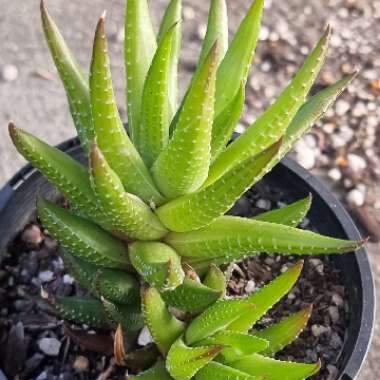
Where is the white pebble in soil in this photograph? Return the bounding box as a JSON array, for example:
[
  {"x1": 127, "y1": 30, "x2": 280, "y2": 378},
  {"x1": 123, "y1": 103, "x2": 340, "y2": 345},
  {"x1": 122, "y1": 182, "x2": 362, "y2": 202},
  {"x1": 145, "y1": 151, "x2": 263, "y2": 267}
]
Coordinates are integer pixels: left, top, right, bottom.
[
  {"x1": 245, "y1": 280, "x2": 256, "y2": 293},
  {"x1": 38, "y1": 337, "x2": 61, "y2": 356},
  {"x1": 38, "y1": 270, "x2": 54, "y2": 283},
  {"x1": 73, "y1": 355, "x2": 89, "y2": 372},
  {"x1": 295, "y1": 147, "x2": 316, "y2": 170},
  {"x1": 335, "y1": 99, "x2": 350, "y2": 116},
  {"x1": 311, "y1": 324, "x2": 330, "y2": 337},
  {"x1": 346, "y1": 188, "x2": 365, "y2": 207},
  {"x1": 138, "y1": 326, "x2": 153, "y2": 346},
  {"x1": 347, "y1": 153, "x2": 367, "y2": 173},
  {"x1": 63, "y1": 274, "x2": 75, "y2": 285},
  {"x1": 328, "y1": 168, "x2": 342, "y2": 182},
  {"x1": 0, "y1": 64, "x2": 18, "y2": 82}
]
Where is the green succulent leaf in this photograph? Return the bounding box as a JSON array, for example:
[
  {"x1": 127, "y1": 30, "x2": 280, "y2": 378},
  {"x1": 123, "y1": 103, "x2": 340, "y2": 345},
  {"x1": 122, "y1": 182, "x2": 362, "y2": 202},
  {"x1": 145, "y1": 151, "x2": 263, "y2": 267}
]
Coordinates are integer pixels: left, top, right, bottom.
[
  {"x1": 90, "y1": 142, "x2": 167, "y2": 241},
  {"x1": 202, "y1": 264, "x2": 226, "y2": 298},
  {"x1": 185, "y1": 299, "x2": 255, "y2": 345},
  {"x1": 128, "y1": 361, "x2": 174, "y2": 380},
  {"x1": 228, "y1": 354, "x2": 321, "y2": 380},
  {"x1": 200, "y1": 331, "x2": 269, "y2": 363},
  {"x1": 196, "y1": 362, "x2": 259, "y2": 380},
  {"x1": 165, "y1": 216, "x2": 364, "y2": 266},
  {"x1": 166, "y1": 336, "x2": 223, "y2": 380},
  {"x1": 158, "y1": 0, "x2": 182, "y2": 113},
  {"x1": 156, "y1": 140, "x2": 281, "y2": 232},
  {"x1": 40, "y1": 0, "x2": 94, "y2": 153},
  {"x1": 53, "y1": 296, "x2": 110, "y2": 329},
  {"x1": 162, "y1": 278, "x2": 222, "y2": 313},
  {"x1": 208, "y1": 27, "x2": 331, "y2": 185},
  {"x1": 253, "y1": 305, "x2": 313, "y2": 356},
  {"x1": 227, "y1": 261, "x2": 304, "y2": 333},
  {"x1": 142, "y1": 286, "x2": 186, "y2": 355},
  {"x1": 9, "y1": 124, "x2": 105, "y2": 223},
  {"x1": 102, "y1": 298, "x2": 144, "y2": 332},
  {"x1": 253, "y1": 195, "x2": 312, "y2": 227},
  {"x1": 37, "y1": 197, "x2": 129, "y2": 269},
  {"x1": 125, "y1": 0, "x2": 157, "y2": 144},
  {"x1": 152, "y1": 42, "x2": 219, "y2": 198},
  {"x1": 139, "y1": 24, "x2": 178, "y2": 167},
  {"x1": 90, "y1": 14, "x2": 164, "y2": 206},
  {"x1": 211, "y1": 83, "x2": 245, "y2": 161},
  {"x1": 214, "y1": 0, "x2": 263, "y2": 116},
  {"x1": 63, "y1": 254, "x2": 139, "y2": 305},
  {"x1": 129, "y1": 242, "x2": 184, "y2": 291},
  {"x1": 198, "y1": 0, "x2": 228, "y2": 66}
]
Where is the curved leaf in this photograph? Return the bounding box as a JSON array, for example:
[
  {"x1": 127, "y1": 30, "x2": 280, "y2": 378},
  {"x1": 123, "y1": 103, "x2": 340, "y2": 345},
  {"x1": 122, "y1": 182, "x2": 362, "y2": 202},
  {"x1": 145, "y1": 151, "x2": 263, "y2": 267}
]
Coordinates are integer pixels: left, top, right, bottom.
[
  {"x1": 211, "y1": 83, "x2": 245, "y2": 161},
  {"x1": 185, "y1": 299, "x2": 255, "y2": 345},
  {"x1": 129, "y1": 242, "x2": 184, "y2": 291},
  {"x1": 196, "y1": 362, "x2": 259, "y2": 380},
  {"x1": 128, "y1": 361, "x2": 174, "y2": 380},
  {"x1": 253, "y1": 305, "x2": 313, "y2": 356},
  {"x1": 203, "y1": 264, "x2": 226, "y2": 298},
  {"x1": 139, "y1": 24, "x2": 178, "y2": 167},
  {"x1": 156, "y1": 140, "x2": 281, "y2": 232},
  {"x1": 227, "y1": 261, "x2": 304, "y2": 332},
  {"x1": 53, "y1": 297, "x2": 110, "y2": 328},
  {"x1": 152, "y1": 42, "x2": 219, "y2": 198},
  {"x1": 253, "y1": 195, "x2": 312, "y2": 227},
  {"x1": 90, "y1": 142, "x2": 167, "y2": 241},
  {"x1": 90, "y1": 14, "x2": 164, "y2": 206},
  {"x1": 64, "y1": 254, "x2": 139, "y2": 304},
  {"x1": 40, "y1": 0, "x2": 94, "y2": 153},
  {"x1": 229, "y1": 354, "x2": 321, "y2": 380},
  {"x1": 162, "y1": 278, "x2": 222, "y2": 313},
  {"x1": 166, "y1": 336, "x2": 223, "y2": 380},
  {"x1": 214, "y1": 0, "x2": 263, "y2": 116},
  {"x1": 158, "y1": 0, "x2": 182, "y2": 113},
  {"x1": 125, "y1": 0, "x2": 157, "y2": 143},
  {"x1": 208, "y1": 27, "x2": 331, "y2": 185},
  {"x1": 37, "y1": 197, "x2": 129, "y2": 269},
  {"x1": 142, "y1": 286, "x2": 186, "y2": 355},
  {"x1": 9, "y1": 124, "x2": 104, "y2": 224},
  {"x1": 165, "y1": 216, "x2": 364, "y2": 265}
]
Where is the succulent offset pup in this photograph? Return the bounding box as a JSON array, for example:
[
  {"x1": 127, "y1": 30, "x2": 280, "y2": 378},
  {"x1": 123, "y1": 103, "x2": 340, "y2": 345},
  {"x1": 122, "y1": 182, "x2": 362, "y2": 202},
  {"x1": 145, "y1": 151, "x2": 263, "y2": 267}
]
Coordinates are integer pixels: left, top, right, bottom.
[{"x1": 8, "y1": 0, "x2": 364, "y2": 378}]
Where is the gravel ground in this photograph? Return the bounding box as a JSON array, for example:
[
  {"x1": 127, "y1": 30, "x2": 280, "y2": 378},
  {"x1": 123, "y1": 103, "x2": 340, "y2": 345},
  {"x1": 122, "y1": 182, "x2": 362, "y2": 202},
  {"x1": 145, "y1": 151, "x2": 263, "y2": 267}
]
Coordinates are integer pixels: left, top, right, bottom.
[{"x1": 0, "y1": 0, "x2": 379, "y2": 378}]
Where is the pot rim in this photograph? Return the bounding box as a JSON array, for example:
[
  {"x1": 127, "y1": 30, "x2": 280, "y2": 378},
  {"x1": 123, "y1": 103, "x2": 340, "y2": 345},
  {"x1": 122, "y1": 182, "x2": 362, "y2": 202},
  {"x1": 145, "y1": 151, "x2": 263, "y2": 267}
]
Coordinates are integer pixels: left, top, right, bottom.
[{"x1": 0, "y1": 136, "x2": 375, "y2": 380}]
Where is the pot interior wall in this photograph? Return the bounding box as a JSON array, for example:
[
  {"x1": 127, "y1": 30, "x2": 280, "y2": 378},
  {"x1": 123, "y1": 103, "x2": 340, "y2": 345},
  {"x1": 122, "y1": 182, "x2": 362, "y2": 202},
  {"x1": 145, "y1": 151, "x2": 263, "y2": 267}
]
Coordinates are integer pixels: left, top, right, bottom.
[{"x1": 0, "y1": 140, "x2": 373, "y2": 380}]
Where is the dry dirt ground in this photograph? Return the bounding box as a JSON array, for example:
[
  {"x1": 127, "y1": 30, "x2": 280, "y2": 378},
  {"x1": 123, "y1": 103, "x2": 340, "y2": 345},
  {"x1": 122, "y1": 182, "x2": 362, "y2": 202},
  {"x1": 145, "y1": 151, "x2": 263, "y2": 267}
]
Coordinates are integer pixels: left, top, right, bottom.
[{"x1": 0, "y1": 0, "x2": 379, "y2": 378}]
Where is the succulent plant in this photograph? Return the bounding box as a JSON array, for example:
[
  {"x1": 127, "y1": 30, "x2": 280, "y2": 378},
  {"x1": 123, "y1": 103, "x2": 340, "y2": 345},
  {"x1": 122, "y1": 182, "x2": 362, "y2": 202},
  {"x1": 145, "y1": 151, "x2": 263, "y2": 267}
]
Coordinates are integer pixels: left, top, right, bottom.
[{"x1": 9, "y1": 0, "x2": 364, "y2": 378}]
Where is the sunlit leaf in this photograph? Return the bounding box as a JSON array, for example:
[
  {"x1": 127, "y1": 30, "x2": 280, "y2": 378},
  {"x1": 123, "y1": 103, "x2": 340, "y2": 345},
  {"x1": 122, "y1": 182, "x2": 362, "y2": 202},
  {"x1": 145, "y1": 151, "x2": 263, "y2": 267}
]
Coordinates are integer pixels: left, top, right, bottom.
[
  {"x1": 202, "y1": 264, "x2": 226, "y2": 298},
  {"x1": 196, "y1": 362, "x2": 259, "y2": 380}
]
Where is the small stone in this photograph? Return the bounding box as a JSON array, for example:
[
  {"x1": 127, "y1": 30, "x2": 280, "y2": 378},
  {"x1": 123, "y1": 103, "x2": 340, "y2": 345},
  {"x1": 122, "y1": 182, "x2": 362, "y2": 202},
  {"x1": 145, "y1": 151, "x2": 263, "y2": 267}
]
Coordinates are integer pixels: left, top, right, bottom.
[
  {"x1": 259, "y1": 25, "x2": 269, "y2": 40},
  {"x1": 296, "y1": 147, "x2": 316, "y2": 170},
  {"x1": 330, "y1": 332, "x2": 343, "y2": 349},
  {"x1": 330, "y1": 134, "x2": 346, "y2": 149},
  {"x1": 328, "y1": 168, "x2": 342, "y2": 182},
  {"x1": 197, "y1": 24, "x2": 207, "y2": 40},
  {"x1": 63, "y1": 274, "x2": 75, "y2": 285},
  {"x1": 0, "y1": 64, "x2": 18, "y2": 82},
  {"x1": 38, "y1": 337, "x2": 61, "y2": 356},
  {"x1": 347, "y1": 153, "x2": 367, "y2": 173},
  {"x1": 311, "y1": 324, "x2": 330, "y2": 337},
  {"x1": 352, "y1": 101, "x2": 367, "y2": 118},
  {"x1": 346, "y1": 188, "x2": 365, "y2": 207},
  {"x1": 327, "y1": 364, "x2": 338, "y2": 379},
  {"x1": 323, "y1": 122, "x2": 336, "y2": 134},
  {"x1": 183, "y1": 6, "x2": 195, "y2": 20},
  {"x1": 73, "y1": 356, "x2": 89, "y2": 372},
  {"x1": 36, "y1": 371, "x2": 48, "y2": 380},
  {"x1": 21, "y1": 224, "x2": 43, "y2": 246},
  {"x1": 38, "y1": 270, "x2": 54, "y2": 283},
  {"x1": 335, "y1": 99, "x2": 350, "y2": 116},
  {"x1": 245, "y1": 280, "x2": 256, "y2": 293},
  {"x1": 309, "y1": 259, "x2": 324, "y2": 275},
  {"x1": 328, "y1": 306, "x2": 340, "y2": 323},
  {"x1": 255, "y1": 199, "x2": 271, "y2": 210},
  {"x1": 138, "y1": 326, "x2": 153, "y2": 346}
]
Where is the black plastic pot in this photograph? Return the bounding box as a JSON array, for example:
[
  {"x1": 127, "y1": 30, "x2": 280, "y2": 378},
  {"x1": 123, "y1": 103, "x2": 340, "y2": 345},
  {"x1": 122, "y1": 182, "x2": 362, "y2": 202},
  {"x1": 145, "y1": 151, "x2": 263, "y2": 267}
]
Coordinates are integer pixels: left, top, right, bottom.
[{"x1": 0, "y1": 137, "x2": 375, "y2": 380}]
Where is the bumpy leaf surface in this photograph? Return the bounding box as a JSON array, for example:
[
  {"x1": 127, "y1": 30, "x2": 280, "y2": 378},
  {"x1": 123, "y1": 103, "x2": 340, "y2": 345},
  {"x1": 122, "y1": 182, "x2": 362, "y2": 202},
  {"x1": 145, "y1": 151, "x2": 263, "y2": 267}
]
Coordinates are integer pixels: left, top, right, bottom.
[
  {"x1": 37, "y1": 198, "x2": 129, "y2": 269},
  {"x1": 129, "y1": 242, "x2": 184, "y2": 291},
  {"x1": 196, "y1": 361, "x2": 259, "y2": 380},
  {"x1": 166, "y1": 336, "x2": 223, "y2": 380},
  {"x1": 158, "y1": 0, "x2": 182, "y2": 114},
  {"x1": 229, "y1": 354, "x2": 320, "y2": 380},
  {"x1": 208, "y1": 27, "x2": 331, "y2": 185},
  {"x1": 40, "y1": 0, "x2": 94, "y2": 153},
  {"x1": 90, "y1": 143, "x2": 167, "y2": 241},
  {"x1": 156, "y1": 141, "x2": 281, "y2": 232},
  {"x1": 165, "y1": 216, "x2": 363, "y2": 266},
  {"x1": 203, "y1": 264, "x2": 226, "y2": 298},
  {"x1": 142, "y1": 286, "x2": 186, "y2": 355},
  {"x1": 253, "y1": 195, "x2": 312, "y2": 227},
  {"x1": 125, "y1": 0, "x2": 157, "y2": 143},
  {"x1": 254, "y1": 305, "x2": 313, "y2": 356},
  {"x1": 152, "y1": 43, "x2": 219, "y2": 198},
  {"x1": 90, "y1": 15, "x2": 164, "y2": 205},
  {"x1": 162, "y1": 278, "x2": 221, "y2": 313}
]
